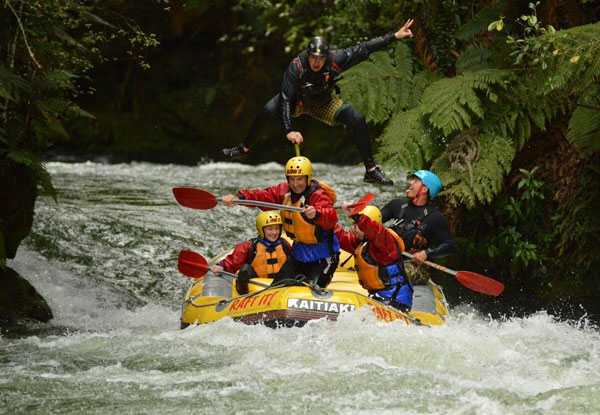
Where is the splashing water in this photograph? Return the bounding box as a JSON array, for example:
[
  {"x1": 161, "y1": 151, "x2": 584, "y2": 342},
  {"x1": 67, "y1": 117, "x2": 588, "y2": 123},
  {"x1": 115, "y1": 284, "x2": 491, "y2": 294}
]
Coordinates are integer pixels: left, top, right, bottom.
[{"x1": 2, "y1": 161, "x2": 599, "y2": 414}]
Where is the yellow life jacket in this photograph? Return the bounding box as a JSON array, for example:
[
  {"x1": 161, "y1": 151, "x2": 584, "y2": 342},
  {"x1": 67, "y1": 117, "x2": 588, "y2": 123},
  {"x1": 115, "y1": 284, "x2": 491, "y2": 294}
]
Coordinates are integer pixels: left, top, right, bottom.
[
  {"x1": 354, "y1": 229, "x2": 405, "y2": 290},
  {"x1": 281, "y1": 180, "x2": 336, "y2": 244},
  {"x1": 247, "y1": 239, "x2": 290, "y2": 279}
]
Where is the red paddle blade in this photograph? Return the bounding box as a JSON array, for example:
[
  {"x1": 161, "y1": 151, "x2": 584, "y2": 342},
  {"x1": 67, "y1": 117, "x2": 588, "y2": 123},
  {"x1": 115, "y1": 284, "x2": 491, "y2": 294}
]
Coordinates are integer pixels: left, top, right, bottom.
[
  {"x1": 349, "y1": 193, "x2": 376, "y2": 215},
  {"x1": 173, "y1": 188, "x2": 218, "y2": 210},
  {"x1": 456, "y1": 271, "x2": 504, "y2": 296},
  {"x1": 178, "y1": 250, "x2": 209, "y2": 279}
]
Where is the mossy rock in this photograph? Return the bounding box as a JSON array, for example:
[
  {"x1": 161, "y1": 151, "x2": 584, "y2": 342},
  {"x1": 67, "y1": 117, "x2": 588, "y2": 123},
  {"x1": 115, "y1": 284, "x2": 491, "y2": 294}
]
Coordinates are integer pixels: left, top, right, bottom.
[{"x1": 0, "y1": 267, "x2": 52, "y2": 323}]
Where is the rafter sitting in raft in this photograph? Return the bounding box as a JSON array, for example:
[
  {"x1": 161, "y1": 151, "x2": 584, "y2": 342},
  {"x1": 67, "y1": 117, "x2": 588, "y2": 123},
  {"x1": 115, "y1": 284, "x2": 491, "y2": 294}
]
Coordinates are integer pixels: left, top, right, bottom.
[{"x1": 211, "y1": 211, "x2": 291, "y2": 295}]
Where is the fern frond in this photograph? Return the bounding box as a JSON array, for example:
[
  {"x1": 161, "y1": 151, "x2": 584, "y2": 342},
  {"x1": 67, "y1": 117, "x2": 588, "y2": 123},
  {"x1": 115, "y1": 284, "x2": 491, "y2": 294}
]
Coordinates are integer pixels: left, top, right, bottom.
[
  {"x1": 0, "y1": 64, "x2": 29, "y2": 102},
  {"x1": 544, "y1": 22, "x2": 600, "y2": 93},
  {"x1": 420, "y1": 69, "x2": 513, "y2": 135},
  {"x1": 33, "y1": 69, "x2": 76, "y2": 93},
  {"x1": 5, "y1": 150, "x2": 57, "y2": 201},
  {"x1": 456, "y1": 42, "x2": 492, "y2": 73},
  {"x1": 339, "y1": 43, "x2": 418, "y2": 123},
  {"x1": 377, "y1": 108, "x2": 443, "y2": 173},
  {"x1": 567, "y1": 104, "x2": 600, "y2": 157},
  {"x1": 394, "y1": 43, "x2": 414, "y2": 111},
  {"x1": 455, "y1": 1, "x2": 506, "y2": 41},
  {"x1": 432, "y1": 132, "x2": 515, "y2": 208}
]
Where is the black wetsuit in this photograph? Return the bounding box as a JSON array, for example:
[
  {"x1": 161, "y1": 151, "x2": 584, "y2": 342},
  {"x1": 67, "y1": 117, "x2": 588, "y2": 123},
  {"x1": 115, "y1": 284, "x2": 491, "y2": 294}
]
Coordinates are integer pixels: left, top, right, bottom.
[
  {"x1": 242, "y1": 33, "x2": 398, "y2": 169},
  {"x1": 380, "y1": 198, "x2": 456, "y2": 259}
]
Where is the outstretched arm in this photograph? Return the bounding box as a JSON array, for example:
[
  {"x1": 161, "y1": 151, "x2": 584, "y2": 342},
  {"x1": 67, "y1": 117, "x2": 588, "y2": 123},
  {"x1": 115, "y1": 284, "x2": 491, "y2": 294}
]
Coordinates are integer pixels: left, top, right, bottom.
[{"x1": 334, "y1": 19, "x2": 414, "y2": 71}]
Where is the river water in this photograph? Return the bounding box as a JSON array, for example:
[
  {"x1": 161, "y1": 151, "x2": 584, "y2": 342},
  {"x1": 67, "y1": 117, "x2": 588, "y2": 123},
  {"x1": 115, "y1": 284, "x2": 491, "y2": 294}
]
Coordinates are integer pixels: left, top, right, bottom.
[{"x1": 2, "y1": 161, "x2": 599, "y2": 414}]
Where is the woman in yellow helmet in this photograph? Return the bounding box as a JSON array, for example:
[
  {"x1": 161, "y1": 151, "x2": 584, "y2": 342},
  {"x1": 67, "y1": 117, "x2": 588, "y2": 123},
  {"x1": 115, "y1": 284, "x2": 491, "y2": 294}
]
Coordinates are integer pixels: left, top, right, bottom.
[
  {"x1": 211, "y1": 211, "x2": 291, "y2": 294},
  {"x1": 220, "y1": 156, "x2": 340, "y2": 289}
]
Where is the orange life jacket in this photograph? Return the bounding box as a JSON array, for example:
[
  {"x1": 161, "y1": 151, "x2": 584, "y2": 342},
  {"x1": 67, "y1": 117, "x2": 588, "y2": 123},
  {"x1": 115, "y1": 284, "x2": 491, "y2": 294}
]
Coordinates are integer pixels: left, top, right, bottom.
[
  {"x1": 354, "y1": 229, "x2": 405, "y2": 290},
  {"x1": 281, "y1": 180, "x2": 336, "y2": 244},
  {"x1": 247, "y1": 239, "x2": 290, "y2": 279}
]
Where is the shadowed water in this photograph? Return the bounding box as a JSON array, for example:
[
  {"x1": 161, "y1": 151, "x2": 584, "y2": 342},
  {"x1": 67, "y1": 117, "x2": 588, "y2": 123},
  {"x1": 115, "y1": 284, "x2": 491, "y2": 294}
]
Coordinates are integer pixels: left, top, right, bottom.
[{"x1": 2, "y1": 161, "x2": 599, "y2": 414}]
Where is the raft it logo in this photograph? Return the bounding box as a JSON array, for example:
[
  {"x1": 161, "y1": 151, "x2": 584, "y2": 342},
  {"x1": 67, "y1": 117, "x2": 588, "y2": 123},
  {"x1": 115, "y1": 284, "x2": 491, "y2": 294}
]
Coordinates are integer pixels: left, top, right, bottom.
[{"x1": 287, "y1": 298, "x2": 355, "y2": 314}]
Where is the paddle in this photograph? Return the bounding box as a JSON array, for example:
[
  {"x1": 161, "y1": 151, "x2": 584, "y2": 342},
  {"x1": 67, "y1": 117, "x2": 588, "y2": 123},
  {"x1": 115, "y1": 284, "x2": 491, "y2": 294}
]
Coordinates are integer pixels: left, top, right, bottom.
[
  {"x1": 401, "y1": 252, "x2": 504, "y2": 296},
  {"x1": 173, "y1": 188, "x2": 303, "y2": 212},
  {"x1": 295, "y1": 143, "x2": 301, "y2": 157},
  {"x1": 177, "y1": 250, "x2": 270, "y2": 288},
  {"x1": 173, "y1": 188, "x2": 374, "y2": 216}
]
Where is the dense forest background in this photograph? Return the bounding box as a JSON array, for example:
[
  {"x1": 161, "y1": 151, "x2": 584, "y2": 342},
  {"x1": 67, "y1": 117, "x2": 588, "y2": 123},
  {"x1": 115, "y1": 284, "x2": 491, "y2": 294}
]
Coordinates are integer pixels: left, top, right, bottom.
[{"x1": 2, "y1": 0, "x2": 600, "y2": 320}]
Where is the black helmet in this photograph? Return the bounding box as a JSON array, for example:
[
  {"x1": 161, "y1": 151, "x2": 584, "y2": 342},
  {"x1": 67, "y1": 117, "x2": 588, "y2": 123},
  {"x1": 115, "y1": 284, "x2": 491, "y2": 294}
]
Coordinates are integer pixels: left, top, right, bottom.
[{"x1": 307, "y1": 36, "x2": 329, "y2": 57}]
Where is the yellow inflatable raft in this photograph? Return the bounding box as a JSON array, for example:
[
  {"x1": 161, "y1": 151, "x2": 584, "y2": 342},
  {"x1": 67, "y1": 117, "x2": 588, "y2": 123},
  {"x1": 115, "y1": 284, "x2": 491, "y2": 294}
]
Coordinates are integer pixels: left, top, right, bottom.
[{"x1": 181, "y1": 248, "x2": 449, "y2": 328}]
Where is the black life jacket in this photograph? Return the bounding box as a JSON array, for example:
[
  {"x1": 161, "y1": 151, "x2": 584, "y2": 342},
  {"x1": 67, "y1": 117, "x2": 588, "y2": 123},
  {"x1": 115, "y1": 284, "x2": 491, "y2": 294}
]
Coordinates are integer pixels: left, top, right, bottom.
[
  {"x1": 293, "y1": 51, "x2": 343, "y2": 106},
  {"x1": 391, "y1": 203, "x2": 435, "y2": 253}
]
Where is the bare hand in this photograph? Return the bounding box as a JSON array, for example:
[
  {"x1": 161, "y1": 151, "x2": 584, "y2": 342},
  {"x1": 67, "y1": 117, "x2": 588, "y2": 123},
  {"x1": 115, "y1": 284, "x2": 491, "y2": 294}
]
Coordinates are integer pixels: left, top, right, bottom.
[
  {"x1": 286, "y1": 131, "x2": 304, "y2": 144},
  {"x1": 350, "y1": 224, "x2": 364, "y2": 240},
  {"x1": 395, "y1": 19, "x2": 414, "y2": 39},
  {"x1": 221, "y1": 194, "x2": 238, "y2": 207},
  {"x1": 411, "y1": 250, "x2": 427, "y2": 266},
  {"x1": 341, "y1": 202, "x2": 352, "y2": 215},
  {"x1": 211, "y1": 265, "x2": 224, "y2": 274},
  {"x1": 303, "y1": 205, "x2": 316, "y2": 219}
]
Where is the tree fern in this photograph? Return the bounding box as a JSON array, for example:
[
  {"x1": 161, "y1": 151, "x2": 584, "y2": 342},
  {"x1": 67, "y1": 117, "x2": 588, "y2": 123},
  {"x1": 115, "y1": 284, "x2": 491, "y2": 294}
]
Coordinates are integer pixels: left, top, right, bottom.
[
  {"x1": 419, "y1": 69, "x2": 514, "y2": 136},
  {"x1": 456, "y1": 42, "x2": 492, "y2": 73},
  {"x1": 33, "y1": 69, "x2": 76, "y2": 93},
  {"x1": 338, "y1": 43, "x2": 415, "y2": 123},
  {"x1": 432, "y1": 131, "x2": 515, "y2": 208},
  {"x1": 567, "y1": 103, "x2": 600, "y2": 157},
  {"x1": 544, "y1": 22, "x2": 600, "y2": 93},
  {"x1": 377, "y1": 108, "x2": 443, "y2": 174},
  {"x1": 455, "y1": 1, "x2": 506, "y2": 41}
]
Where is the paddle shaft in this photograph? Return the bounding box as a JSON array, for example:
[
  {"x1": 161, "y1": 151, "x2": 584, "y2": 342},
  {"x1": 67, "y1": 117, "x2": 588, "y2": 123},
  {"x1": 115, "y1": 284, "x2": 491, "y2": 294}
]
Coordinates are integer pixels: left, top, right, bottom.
[
  {"x1": 219, "y1": 198, "x2": 304, "y2": 212},
  {"x1": 214, "y1": 269, "x2": 270, "y2": 288},
  {"x1": 402, "y1": 252, "x2": 456, "y2": 275}
]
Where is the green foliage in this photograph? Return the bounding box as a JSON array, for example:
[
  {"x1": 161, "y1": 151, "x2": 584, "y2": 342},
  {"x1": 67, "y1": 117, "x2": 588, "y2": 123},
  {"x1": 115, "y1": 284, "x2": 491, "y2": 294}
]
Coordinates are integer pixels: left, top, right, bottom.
[
  {"x1": 0, "y1": 0, "x2": 159, "y2": 266},
  {"x1": 419, "y1": 69, "x2": 514, "y2": 136},
  {"x1": 567, "y1": 96, "x2": 600, "y2": 157},
  {"x1": 431, "y1": 131, "x2": 515, "y2": 208},
  {"x1": 378, "y1": 108, "x2": 441, "y2": 174},
  {"x1": 455, "y1": 0, "x2": 506, "y2": 41}
]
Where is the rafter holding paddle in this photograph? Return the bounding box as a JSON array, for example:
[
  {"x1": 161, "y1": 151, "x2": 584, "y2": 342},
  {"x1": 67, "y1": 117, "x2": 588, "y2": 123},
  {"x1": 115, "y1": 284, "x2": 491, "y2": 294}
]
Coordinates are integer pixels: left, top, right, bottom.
[
  {"x1": 173, "y1": 187, "x2": 375, "y2": 215},
  {"x1": 178, "y1": 250, "x2": 269, "y2": 288}
]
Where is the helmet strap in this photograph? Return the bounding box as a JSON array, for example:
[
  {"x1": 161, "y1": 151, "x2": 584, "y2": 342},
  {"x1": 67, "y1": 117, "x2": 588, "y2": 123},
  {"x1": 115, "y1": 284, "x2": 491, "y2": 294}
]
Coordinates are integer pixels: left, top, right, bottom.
[{"x1": 412, "y1": 182, "x2": 428, "y2": 204}]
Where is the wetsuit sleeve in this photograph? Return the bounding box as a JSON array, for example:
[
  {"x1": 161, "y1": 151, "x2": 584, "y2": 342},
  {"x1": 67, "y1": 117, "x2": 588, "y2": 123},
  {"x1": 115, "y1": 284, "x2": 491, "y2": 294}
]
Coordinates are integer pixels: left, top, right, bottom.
[
  {"x1": 333, "y1": 33, "x2": 397, "y2": 72},
  {"x1": 424, "y1": 212, "x2": 456, "y2": 259},
  {"x1": 356, "y1": 214, "x2": 400, "y2": 264},
  {"x1": 380, "y1": 198, "x2": 408, "y2": 223},
  {"x1": 334, "y1": 224, "x2": 361, "y2": 253},
  {"x1": 218, "y1": 241, "x2": 252, "y2": 274},
  {"x1": 309, "y1": 189, "x2": 338, "y2": 230},
  {"x1": 280, "y1": 59, "x2": 302, "y2": 134},
  {"x1": 237, "y1": 182, "x2": 289, "y2": 205}
]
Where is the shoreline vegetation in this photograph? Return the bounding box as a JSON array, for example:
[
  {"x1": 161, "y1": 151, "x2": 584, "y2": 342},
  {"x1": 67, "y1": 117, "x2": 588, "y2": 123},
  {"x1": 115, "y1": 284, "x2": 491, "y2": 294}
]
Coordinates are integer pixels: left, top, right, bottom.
[{"x1": 1, "y1": 0, "x2": 599, "y2": 324}]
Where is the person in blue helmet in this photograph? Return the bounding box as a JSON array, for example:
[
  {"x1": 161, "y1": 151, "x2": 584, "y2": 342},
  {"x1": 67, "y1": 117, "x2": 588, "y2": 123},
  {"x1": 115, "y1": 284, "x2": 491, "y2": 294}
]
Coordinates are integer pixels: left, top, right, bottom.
[{"x1": 378, "y1": 170, "x2": 456, "y2": 305}]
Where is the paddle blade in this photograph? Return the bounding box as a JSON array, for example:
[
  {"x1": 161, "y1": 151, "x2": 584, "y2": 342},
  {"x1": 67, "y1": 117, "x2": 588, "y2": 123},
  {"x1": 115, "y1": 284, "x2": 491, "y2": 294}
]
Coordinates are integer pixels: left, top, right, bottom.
[
  {"x1": 173, "y1": 188, "x2": 218, "y2": 210},
  {"x1": 178, "y1": 250, "x2": 209, "y2": 279},
  {"x1": 456, "y1": 271, "x2": 505, "y2": 296},
  {"x1": 349, "y1": 193, "x2": 376, "y2": 215}
]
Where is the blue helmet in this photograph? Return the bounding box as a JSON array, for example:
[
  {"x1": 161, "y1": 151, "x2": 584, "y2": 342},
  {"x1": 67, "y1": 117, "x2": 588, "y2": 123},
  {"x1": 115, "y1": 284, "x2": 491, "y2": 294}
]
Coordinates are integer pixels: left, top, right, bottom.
[{"x1": 412, "y1": 170, "x2": 442, "y2": 198}]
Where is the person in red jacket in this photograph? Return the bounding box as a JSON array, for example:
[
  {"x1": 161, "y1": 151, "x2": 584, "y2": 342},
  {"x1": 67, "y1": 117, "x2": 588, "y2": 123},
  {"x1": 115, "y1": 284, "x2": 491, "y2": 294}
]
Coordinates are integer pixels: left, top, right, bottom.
[
  {"x1": 221, "y1": 156, "x2": 340, "y2": 288},
  {"x1": 211, "y1": 211, "x2": 291, "y2": 294},
  {"x1": 337, "y1": 205, "x2": 414, "y2": 311}
]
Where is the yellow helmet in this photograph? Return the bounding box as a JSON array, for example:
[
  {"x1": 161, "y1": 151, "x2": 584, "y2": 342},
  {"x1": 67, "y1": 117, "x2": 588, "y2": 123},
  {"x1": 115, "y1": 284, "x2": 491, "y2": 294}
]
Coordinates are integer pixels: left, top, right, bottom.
[
  {"x1": 351, "y1": 205, "x2": 382, "y2": 224},
  {"x1": 285, "y1": 156, "x2": 312, "y2": 182},
  {"x1": 256, "y1": 211, "x2": 283, "y2": 239}
]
